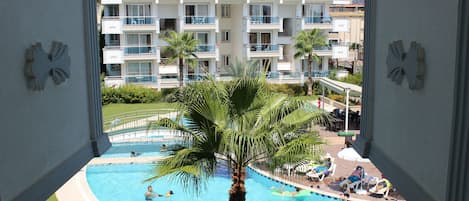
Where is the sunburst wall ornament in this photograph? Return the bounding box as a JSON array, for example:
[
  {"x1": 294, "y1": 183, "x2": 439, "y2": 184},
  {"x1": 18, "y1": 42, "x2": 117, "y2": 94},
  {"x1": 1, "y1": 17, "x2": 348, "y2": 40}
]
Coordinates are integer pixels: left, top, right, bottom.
[
  {"x1": 25, "y1": 41, "x2": 71, "y2": 91},
  {"x1": 386, "y1": 40, "x2": 426, "y2": 90}
]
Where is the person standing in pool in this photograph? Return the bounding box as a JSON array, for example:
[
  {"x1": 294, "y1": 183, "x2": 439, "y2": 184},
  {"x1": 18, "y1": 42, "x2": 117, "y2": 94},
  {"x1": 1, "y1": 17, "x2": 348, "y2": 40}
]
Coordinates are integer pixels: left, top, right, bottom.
[{"x1": 144, "y1": 186, "x2": 173, "y2": 200}]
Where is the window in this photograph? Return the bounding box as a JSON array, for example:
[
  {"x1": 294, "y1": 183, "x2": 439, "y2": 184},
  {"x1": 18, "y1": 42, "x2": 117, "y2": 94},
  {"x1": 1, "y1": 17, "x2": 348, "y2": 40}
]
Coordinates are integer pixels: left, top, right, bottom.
[
  {"x1": 126, "y1": 4, "x2": 151, "y2": 17},
  {"x1": 185, "y1": 4, "x2": 209, "y2": 24},
  {"x1": 125, "y1": 33, "x2": 152, "y2": 54},
  {"x1": 222, "y1": 55, "x2": 231, "y2": 67},
  {"x1": 106, "y1": 64, "x2": 121, "y2": 76},
  {"x1": 221, "y1": 4, "x2": 230, "y2": 17},
  {"x1": 105, "y1": 5, "x2": 119, "y2": 17},
  {"x1": 105, "y1": 34, "x2": 120, "y2": 46},
  {"x1": 221, "y1": 30, "x2": 230, "y2": 42},
  {"x1": 127, "y1": 62, "x2": 152, "y2": 75}
]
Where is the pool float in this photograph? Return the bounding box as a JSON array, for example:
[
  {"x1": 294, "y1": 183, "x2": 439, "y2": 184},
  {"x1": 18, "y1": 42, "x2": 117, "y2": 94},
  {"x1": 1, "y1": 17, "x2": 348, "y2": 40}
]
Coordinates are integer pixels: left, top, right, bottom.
[{"x1": 271, "y1": 189, "x2": 311, "y2": 197}]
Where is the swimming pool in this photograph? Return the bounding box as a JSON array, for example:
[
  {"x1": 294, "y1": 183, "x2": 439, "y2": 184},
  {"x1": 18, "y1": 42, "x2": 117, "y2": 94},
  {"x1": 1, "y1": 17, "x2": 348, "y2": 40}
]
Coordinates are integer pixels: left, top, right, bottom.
[
  {"x1": 86, "y1": 163, "x2": 339, "y2": 201},
  {"x1": 100, "y1": 142, "x2": 182, "y2": 158}
]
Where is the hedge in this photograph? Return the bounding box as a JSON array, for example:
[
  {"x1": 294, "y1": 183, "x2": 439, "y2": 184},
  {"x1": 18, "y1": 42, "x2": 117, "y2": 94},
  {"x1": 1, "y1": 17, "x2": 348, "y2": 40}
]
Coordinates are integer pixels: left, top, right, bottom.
[{"x1": 101, "y1": 85, "x2": 164, "y2": 105}]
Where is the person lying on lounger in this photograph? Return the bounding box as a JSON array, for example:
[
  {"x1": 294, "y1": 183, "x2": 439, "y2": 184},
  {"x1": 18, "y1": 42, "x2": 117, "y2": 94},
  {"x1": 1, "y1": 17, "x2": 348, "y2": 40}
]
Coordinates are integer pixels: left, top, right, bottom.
[{"x1": 340, "y1": 166, "x2": 364, "y2": 193}]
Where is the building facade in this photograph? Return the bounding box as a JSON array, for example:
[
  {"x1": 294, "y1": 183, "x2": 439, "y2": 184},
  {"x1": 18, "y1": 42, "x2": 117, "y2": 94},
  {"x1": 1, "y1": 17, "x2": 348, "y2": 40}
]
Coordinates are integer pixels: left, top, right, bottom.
[{"x1": 100, "y1": 0, "x2": 353, "y2": 88}]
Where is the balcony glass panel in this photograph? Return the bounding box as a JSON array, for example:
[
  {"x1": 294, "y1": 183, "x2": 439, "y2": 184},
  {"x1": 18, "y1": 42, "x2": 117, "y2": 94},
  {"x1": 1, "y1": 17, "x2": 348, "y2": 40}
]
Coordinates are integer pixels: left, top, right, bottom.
[
  {"x1": 125, "y1": 75, "x2": 157, "y2": 83},
  {"x1": 124, "y1": 17, "x2": 155, "y2": 25},
  {"x1": 184, "y1": 17, "x2": 215, "y2": 24},
  {"x1": 124, "y1": 46, "x2": 156, "y2": 55},
  {"x1": 304, "y1": 71, "x2": 330, "y2": 77},
  {"x1": 250, "y1": 16, "x2": 280, "y2": 24},
  {"x1": 195, "y1": 45, "x2": 215, "y2": 52},
  {"x1": 250, "y1": 44, "x2": 279, "y2": 52},
  {"x1": 304, "y1": 16, "x2": 332, "y2": 24}
]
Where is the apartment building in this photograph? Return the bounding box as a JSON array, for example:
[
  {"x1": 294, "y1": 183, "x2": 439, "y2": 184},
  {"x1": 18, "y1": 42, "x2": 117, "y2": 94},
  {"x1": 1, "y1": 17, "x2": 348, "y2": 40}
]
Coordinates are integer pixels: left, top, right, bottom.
[
  {"x1": 329, "y1": 3, "x2": 364, "y2": 62},
  {"x1": 101, "y1": 0, "x2": 352, "y2": 88}
]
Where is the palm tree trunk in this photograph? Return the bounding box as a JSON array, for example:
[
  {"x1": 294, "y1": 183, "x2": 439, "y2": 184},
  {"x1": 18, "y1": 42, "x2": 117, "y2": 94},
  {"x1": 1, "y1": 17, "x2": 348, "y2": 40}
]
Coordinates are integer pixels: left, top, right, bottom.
[
  {"x1": 229, "y1": 166, "x2": 246, "y2": 201},
  {"x1": 179, "y1": 57, "x2": 184, "y2": 88},
  {"x1": 307, "y1": 55, "x2": 313, "y2": 96}
]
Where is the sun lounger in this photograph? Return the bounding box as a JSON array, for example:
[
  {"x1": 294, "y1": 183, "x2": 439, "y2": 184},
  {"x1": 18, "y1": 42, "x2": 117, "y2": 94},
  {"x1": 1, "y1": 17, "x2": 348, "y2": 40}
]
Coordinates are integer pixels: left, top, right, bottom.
[
  {"x1": 340, "y1": 166, "x2": 366, "y2": 193},
  {"x1": 368, "y1": 179, "x2": 392, "y2": 197},
  {"x1": 306, "y1": 163, "x2": 336, "y2": 181}
]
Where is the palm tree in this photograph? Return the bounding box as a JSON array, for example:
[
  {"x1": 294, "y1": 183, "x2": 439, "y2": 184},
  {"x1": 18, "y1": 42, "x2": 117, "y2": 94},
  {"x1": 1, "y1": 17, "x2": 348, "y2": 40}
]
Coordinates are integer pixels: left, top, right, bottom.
[
  {"x1": 145, "y1": 73, "x2": 330, "y2": 201},
  {"x1": 293, "y1": 29, "x2": 327, "y2": 96},
  {"x1": 162, "y1": 31, "x2": 199, "y2": 87}
]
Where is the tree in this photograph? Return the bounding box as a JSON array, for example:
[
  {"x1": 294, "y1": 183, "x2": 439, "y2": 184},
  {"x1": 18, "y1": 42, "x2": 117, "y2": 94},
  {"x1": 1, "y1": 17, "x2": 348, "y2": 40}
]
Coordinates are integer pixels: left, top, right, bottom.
[
  {"x1": 145, "y1": 72, "x2": 330, "y2": 201},
  {"x1": 162, "y1": 31, "x2": 199, "y2": 87},
  {"x1": 293, "y1": 29, "x2": 327, "y2": 96}
]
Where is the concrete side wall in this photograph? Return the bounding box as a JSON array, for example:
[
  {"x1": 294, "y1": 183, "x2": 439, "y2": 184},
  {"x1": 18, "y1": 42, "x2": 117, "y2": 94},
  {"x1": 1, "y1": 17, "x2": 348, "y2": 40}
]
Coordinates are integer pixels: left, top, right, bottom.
[
  {"x1": 0, "y1": 0, "x2": 92, "y2": 200},
  {"x1": 371, "y1": 0, "x2": 458, "y2": 200}
]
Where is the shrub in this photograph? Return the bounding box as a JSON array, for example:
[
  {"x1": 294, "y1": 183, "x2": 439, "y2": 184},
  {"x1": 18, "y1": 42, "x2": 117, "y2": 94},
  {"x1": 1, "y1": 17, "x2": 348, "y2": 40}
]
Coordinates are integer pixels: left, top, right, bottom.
[
  {"x1": 328, "y1": 94, "x2": 345, "y2": 103},
  {"x1": 339, "y1": 72, "x2": 363, "y2": 86},
  {"x1": 266, "y1": 84, "x2": 306, "y2": 96},
  {"x1": 101, "y1": 85, "x2": 163, "y2": 105}
]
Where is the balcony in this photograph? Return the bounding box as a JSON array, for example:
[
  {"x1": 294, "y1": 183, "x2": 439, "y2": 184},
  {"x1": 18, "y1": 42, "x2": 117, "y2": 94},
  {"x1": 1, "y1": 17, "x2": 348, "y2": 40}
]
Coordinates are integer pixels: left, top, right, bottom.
[
  {"x1": 122, "y1": 16, "x2": 159, "y2": 32},
  {"x1": 302, "y1": 16, "x2": 333, "y2": 30},
  {"x1": 102, "y1": 17, "x2": 122, "y2": 34},
  {"x1": 103, "y1": 46, "x2": 124, "y2": 64},
  {"x1": 304, "y1": 71, "x2": 330, "y2": 78},
  {"x1": 101, "y1": 0, "x2": 122, "y2": 4},
  {"x1": 246, "y1": 16, "x2": 283, "y2": 31},
  {"x1": 248, "y1": 44, "x2": 282, "y2": 58},
  {"x1": 194, "y1": 45, "x2": 218, "y2": 59},
  {"x1": 125, "y1": 75, "x2": 157, "y2": 83},
  {"x1": 313, "y1": 46, "x2": 333, "y2": 57},
  {"x1": 123, "y1": 46, "x2": 159, "y2": 61},
  {"x1": 182, "y1": 16, "x2": 218, "y2": 31}
]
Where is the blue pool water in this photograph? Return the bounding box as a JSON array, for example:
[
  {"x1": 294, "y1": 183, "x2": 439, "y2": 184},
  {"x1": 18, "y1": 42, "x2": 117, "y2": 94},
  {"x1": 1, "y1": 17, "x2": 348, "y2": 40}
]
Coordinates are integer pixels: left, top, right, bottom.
[
  {"x1": 87, "y1": 164, "x2": 339, "y2": 201},
  {"x1": 100, "y1": 142, "x2": 182, "y2": 158}
]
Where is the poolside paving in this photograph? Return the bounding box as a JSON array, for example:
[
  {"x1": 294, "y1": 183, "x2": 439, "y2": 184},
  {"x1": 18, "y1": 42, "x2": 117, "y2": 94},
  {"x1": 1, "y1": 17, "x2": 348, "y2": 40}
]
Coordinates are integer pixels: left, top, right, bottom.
[{"x1": 263, "y1": 126, "x2": 406, "y2": 201}]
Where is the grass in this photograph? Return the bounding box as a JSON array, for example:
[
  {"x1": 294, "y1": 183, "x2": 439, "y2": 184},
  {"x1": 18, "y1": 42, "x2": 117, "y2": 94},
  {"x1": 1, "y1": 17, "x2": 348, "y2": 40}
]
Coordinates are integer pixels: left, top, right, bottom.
[
  {"x1": 46, "y1": 194, "x2": 58, "y2": 201},
  {"x1": 102, "y1": 103, "x2": 178, "y2": 131},
  {"x1": 103, "y1": 103, "x2": 177, "y2": 121}
]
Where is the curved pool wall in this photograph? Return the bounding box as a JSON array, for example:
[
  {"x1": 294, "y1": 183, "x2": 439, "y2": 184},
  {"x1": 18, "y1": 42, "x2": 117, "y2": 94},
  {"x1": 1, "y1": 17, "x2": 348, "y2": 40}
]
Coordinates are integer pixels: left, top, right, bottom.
[
  {"x1": 100, "y1": 141, "x2": 183, "y2": 158},
  {"x1": 86, "y1": 163, "x2": 340, "y2": 201}
]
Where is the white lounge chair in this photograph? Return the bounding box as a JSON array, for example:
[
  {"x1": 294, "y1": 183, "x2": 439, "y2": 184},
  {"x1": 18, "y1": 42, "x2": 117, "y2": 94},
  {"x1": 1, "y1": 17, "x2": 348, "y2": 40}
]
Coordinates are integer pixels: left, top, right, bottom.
[
  {"x1": 294, "y1": 160, "x2": 313, "y2": 174},
  {"x1": 340, "y1": 166, "x2": 366, "y2": 193},
  {"x1": 307, "y1": 163, "x2": 336, "y2": 181},
  {"x1": 369, "y1": 179, "x2": 392, "y2": 197}
]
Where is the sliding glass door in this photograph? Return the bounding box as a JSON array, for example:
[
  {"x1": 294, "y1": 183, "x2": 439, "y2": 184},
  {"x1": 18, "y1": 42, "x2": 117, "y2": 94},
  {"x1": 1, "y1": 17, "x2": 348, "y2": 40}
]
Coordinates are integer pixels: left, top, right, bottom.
[
  {"x1": 185, "y1": 4, "x2": 209, "y2": 24},
  {"x1": 249, "y1": 4, "x2": 272, "y2": 23},
  {"x1": 126, "y1": 4, "x2": 152, "y2": 24},
  {"x1": 249, "y1": 32, "x2": 272, "y2": 51},
  {"x1": 125, "y1": 33, "x2": 152, "y2": 54}
]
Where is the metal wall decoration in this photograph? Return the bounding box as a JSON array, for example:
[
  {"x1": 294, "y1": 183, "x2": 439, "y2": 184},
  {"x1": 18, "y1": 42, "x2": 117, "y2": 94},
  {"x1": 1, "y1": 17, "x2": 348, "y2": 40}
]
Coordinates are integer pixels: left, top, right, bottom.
[
  {"x1": 25, "y1": 41, "x2": 71, "y2": 91},
  {"x1": 386, "y1": 40, "x2": 426, "y2": 90}
]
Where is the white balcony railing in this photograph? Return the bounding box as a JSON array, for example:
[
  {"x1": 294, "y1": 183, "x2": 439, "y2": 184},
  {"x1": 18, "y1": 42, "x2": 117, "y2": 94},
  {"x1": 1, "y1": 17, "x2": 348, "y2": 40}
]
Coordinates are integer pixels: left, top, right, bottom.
[
  {"x1": 245, "y1": 16, "x2": 283, "y2": 32},
  {"x1": 181, "y1": 16, "x2": 218, "y2": 31},
  {"x1": 301, "y1": 16, "x2": 333, "y2": 30},
  {"x1": 102, "y1": 16, "x2": 160, "y2": 33}
]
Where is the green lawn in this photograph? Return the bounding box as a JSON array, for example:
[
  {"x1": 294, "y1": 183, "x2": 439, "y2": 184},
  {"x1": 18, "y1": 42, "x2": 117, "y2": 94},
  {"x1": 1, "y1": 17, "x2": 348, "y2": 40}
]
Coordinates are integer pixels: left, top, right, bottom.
[
  {"x1": 102, "y1": 103, "x2": 178, "y2": 130},
  {"x1": 103, "y1": 103, "x2": 176, "y2": 121},
  {"x1": 46, "y1": 194, "x2": 58, "y2": 201}
]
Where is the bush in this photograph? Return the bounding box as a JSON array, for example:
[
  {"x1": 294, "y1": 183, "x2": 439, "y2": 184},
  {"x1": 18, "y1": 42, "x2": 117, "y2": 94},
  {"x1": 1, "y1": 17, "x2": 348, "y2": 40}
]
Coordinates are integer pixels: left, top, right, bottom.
[
  {"x1": 101, "y1": 85, "x2": 163, "y2": 105},
  {"x1": 339, "y1": 72, "x2": 363, "y2": 86},
  {"x1": 266, "y1": 84, "x2": 306, "y2": 96},
  {"x1": 328, "y1": 94, "x2": 345, "y2": 103}
]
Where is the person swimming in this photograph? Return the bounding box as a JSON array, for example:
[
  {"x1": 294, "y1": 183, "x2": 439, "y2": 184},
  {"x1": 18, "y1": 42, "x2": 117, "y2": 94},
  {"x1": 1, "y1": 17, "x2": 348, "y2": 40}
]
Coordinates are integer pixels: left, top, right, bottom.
[{"x1": 144, "y1": 186, "x2": 174, "y2": 200}]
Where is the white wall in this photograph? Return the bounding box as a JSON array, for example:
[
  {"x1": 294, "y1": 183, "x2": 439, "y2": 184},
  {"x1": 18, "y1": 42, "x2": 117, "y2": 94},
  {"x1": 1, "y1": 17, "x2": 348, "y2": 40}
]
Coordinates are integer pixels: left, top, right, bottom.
[
  {"x1": 371, "y1": 0, "x2": 458, "y2": 200},
  {"x1": 0, "y1": 0, "x2": 92, "y2": 200}
]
